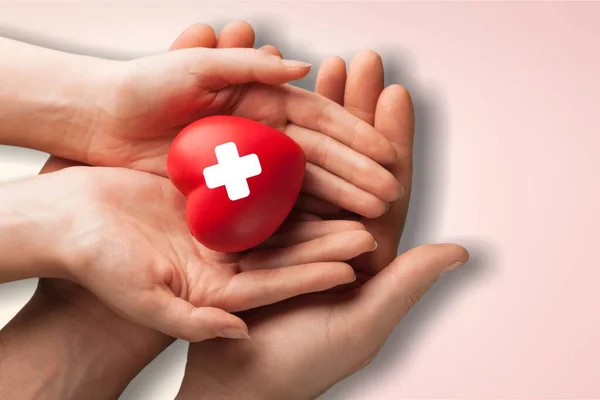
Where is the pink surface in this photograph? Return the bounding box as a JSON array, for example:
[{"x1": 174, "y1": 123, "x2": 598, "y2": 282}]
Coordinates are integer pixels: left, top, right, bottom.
[{"x1": 1, "y1": 2, "x2": 599, "y2": 399}]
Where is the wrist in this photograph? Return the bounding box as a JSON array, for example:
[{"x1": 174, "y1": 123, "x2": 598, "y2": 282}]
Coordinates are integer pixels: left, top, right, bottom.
[
  {"x1": 0, "y1": 281, "x2": 172, "y2": 399},
  {"x1": 0, "y1": 174, "x2": 76, "y2": 282},
  {"x1": 0, "y1": 37, "x2": 117, "y2": 161}
]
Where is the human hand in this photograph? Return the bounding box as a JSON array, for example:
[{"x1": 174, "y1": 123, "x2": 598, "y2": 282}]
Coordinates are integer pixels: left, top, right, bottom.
[
  {"x1": 63, "y1": 25, "x2": 403, "y2": 218},
  {"x1": 176, "y1": 51, "x2": 469, "y2": 399},
  {"x1": 16, "y1": 162, "x2": 374, "y2": 342}
]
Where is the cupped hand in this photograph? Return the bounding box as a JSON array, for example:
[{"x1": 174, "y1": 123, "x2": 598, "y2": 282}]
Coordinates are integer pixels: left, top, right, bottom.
[
  {"x1": 37, "y1": 161, "x2": 375, "y2": 343},
  {"x1": 176, "y1": 50, "x2": 469, "y2": 399},
  {"x1": 77, "y1": 23, "x2": 402, "y2": 219}
]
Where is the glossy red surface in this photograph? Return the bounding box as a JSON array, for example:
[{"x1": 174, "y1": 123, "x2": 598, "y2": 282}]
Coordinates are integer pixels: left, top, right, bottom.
[{"x1": 167, "y1": 116, "x2": 305, "y2": 252}]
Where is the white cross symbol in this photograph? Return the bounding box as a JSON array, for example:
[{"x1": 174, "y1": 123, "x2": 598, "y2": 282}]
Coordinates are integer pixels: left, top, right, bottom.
[{"x1": 202, "y1": 142, "x2": 262, "y2": 201}]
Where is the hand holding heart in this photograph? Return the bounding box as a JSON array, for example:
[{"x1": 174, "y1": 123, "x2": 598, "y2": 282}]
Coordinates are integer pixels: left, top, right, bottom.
[
  {"x1": 12, "y1": 164, "x2": 373, "y2": 342},
  {"x1": 69, "y1": 36, "x2": 402, "y2": 218}
]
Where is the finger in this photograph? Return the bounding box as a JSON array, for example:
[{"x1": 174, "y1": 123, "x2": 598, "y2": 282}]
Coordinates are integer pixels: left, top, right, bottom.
[
  {"x1": 315, "y1": 56, "x2": 346, "y2": 105},
  {"x1": 310, "y1": 56, "x2": 401, "y2": 205},
  {"x1": 359, "y1": 85, "x2": 415, "y2": 268},
  {"x1": 302, "y1": 163, "x2": 388, "y2": 218},
  {"x1": 283, "y1": 85, "x2": 398, "y2": 166},
  {"x1": 344, "y1": 50, "x2": 384, "y2": 125},
  {"x1": 241, "y1": 230, "x2": 376, "y2": 270},
  {"x1": 353, "y1": 244, "x2": 469, "y2": 334},
  {"x1": 259, "y1": 220, "x2": 367, "y2": 248},
  {"x1": 186, "y1": 47, "x2": 311, "y2": 88},
  {"x1": 39, "y1": 156, "x2": 83, "y2": 175},
  {"x1": 375, "y1": 84, "x2": 415, "y2": 183},
  {"x1": 286, "y1": 125, "x2": 404, "y2": 202},
  {"x1": 216, "y1": 20, "x2": 256, "y2": 48},
  {"x1": 221, "y1": 262, "x2": 356, "y2": 312},
  {"x1": 134, "y1": 290, "x2": 249, "y2": 342},
  {"x1": 294, "y1": 193, "x2": 341, "y2": 216},
  {"x1": 258, "y1": 44, "x2": 282, "y2": 57},
  {"x1": 170, "y1": 23, "x2": 217, "y2": 51}
]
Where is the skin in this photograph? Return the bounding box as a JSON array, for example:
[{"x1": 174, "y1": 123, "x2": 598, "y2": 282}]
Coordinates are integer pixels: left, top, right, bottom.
[
  {"x1": 176, "y1": 28, "x2": 468, "y2": 400},
  {"x1": 0, "y1": 165, "x2": 374, "y2": 342},
  {"x1": 0, "y1": 21, "x2": 469, "y2": 400},
  {"x1": 0, "y1": 22, "x2": 375, "y2": 399},
  {"x1": 0, "y1": 28, "x2": 403, "y2": 219},
  {"x1": 0, "y1": 21, "x2": 392, "y2": 342}
]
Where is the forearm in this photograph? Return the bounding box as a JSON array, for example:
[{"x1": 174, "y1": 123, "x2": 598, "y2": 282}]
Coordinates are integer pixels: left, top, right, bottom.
[
  {"x1": 0, "y1": 281, "x2": 172, "y2": 400},
  {"x1": 0, "y1": 37, "x2": 112, "y2": 159}
]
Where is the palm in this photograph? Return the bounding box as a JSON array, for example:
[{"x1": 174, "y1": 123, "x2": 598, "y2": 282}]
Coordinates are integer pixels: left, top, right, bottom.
[
  {"x1": 183, "y1": 287, "x2": 381, "y2": 399},
  {"x1": 80, "y1": 168, "x2": 242, "y2": 302},
  {"x1": 59, "y1": 166, "x2": 367, "y2": 321}
]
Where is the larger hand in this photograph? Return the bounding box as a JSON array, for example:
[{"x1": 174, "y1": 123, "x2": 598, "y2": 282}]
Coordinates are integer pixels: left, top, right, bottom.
[{"x1": 176, "y1": 51, "x2": 469, "y2": 399}]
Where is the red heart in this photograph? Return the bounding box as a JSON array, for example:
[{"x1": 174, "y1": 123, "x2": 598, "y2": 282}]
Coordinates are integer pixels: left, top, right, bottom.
[{"x1": 167, "y1": 116, "x2": 306, "y2": 253}]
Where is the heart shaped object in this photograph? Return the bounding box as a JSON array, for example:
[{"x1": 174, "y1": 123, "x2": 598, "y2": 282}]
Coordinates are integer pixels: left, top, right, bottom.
[{"x1": 167, "y1": 116, "x2": 306, "y2": 253}]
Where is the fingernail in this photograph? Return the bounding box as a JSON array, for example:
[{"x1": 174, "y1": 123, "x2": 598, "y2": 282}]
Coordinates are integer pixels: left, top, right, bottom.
[
  {"x1": 383, "y1": 202, "x2": 391, "y2": 213},
  {"x1": 392, "y1": 142, "x2": 403, "y2": 161},
  {"x1": 442, "y1": 261, "x2": 465, "y2": 274},
  {"x1": 370, "y1": 241, "x2": 378, "y2": 251},
  {"x1": 395, "y1": 184, "x2": 405, "y2": 201},
  {"x1": 281, "y1": 59, "x2": 312, "y2": 68},
  {"x1": 218, "y1": 328, "x2": 250, "y2": 340}
]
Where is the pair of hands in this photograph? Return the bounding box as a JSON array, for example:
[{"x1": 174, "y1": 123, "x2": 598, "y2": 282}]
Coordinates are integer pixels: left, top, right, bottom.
[
  {"x1": 1, "y1": 21, "x2": 407, "y2": 340},
  {"x1": 12, "y1": 21, "x2": 469, "y2": 399}
]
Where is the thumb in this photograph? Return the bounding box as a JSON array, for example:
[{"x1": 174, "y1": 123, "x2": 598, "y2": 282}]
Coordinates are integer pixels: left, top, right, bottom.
[
  {"x1": 131, "y1": 291, "x2": 250, "y2": 342},
  {"x1": 354, "y1": 244, "x2": 469, "y2": 334},
  {"x1": 185, "y1": 47, "x2": 312, "y2": 90}
]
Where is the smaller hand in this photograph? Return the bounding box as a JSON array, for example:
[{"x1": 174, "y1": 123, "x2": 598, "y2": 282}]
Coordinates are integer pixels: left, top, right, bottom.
[{"x1": 27, "y1": 164, "x2": 372, "y2": 342}]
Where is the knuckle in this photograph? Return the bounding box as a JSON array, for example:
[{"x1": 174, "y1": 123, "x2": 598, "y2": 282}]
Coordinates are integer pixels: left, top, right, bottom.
[
  {"x1": 345, "y1": 105, "x2": 375, "y2": 124},
  {"x1": 317, "y1": 102, "x2": 335, "y2": 133},
  {"x1": 407, "y1": 286, "x2": 429, "y2": 307},
  {"x1": 346, "y1": 157, "x2": 359, "y2": 186},
  {"x1": 316, "y1": 235, "x2": 330, "y2": 257},
  {"x1": 348, "y1": 119, "x2": 362, "y2": 149},
  {"x1": 361, "y1": 344, "x2": 383, "y2": 368},
  {"x1": 316, "y1": 137, "x2": 331, "y2": 167},
  {"x1": 243, "y1": 47, "x2": 259, "y2": 58}
]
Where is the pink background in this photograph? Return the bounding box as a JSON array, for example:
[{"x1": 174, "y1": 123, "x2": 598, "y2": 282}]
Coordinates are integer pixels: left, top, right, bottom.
[{"x1": 1, "y1": 1, "x2": 599, "y2": 399}]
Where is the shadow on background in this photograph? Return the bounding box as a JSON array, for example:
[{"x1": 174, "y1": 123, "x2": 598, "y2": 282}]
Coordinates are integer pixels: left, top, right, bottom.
[{"x1": 319, "y1": 49, "x2": 493, "y2": 399}]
